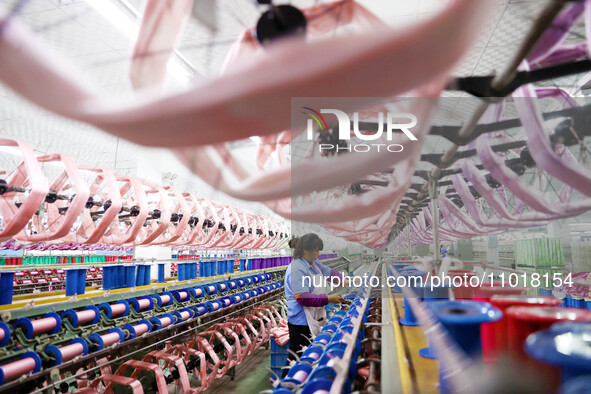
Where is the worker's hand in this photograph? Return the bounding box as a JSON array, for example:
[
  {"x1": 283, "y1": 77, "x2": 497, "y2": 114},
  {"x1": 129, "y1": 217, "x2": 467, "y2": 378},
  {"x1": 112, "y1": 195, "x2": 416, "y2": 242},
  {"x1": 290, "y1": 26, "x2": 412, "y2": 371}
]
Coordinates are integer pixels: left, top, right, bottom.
[{"x1": 328, "y1": 293, "x2": 345, "y2": 304}]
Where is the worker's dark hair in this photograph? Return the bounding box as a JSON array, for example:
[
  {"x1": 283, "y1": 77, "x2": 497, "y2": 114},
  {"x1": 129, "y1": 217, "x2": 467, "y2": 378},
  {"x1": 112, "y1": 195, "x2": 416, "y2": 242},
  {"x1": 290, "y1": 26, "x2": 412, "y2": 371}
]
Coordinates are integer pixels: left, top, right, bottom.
[
  {"x1": 288, "y1": 237, "x2": 298, "y2": 249},
  {"x1": 293, "y1": 233, "x2": 324, "y2": 259}
]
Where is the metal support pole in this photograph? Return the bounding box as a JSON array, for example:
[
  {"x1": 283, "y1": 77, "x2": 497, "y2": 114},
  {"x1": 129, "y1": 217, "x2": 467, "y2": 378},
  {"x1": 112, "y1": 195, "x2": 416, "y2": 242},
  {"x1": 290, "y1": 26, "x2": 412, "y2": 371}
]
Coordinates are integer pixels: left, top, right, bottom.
[
  {"x1": 407, "y1": 216, "x2": 412, "y2": 257},
  {"x1": 429, "y1": 175, "x2": 440, "y2": 265}
]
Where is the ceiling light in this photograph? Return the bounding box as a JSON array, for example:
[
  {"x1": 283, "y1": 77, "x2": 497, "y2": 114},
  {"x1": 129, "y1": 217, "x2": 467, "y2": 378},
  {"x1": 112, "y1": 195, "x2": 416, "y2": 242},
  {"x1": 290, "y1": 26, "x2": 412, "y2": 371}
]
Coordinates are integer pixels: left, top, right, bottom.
[{"x1": 84, "y1": 0, "x2": 192, "y2": 87}]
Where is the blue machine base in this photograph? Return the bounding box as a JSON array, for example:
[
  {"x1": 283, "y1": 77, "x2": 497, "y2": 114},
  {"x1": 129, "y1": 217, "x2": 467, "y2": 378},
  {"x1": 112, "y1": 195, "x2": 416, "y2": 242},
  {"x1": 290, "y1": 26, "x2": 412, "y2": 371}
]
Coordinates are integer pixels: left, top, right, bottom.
[
  {"x1": 419, "y1": 346, "x2": 437, "y2": 359},
  {"x1": 399, "y1": 317, "x2": 420, "y2": 326}
]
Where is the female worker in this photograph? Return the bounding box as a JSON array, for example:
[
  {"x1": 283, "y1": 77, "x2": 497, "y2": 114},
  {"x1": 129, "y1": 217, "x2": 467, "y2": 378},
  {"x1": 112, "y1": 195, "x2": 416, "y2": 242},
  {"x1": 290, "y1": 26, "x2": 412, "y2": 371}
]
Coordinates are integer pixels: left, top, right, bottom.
[{"x1": 283, "y1": 233, "x2": 345, "y2": 376}]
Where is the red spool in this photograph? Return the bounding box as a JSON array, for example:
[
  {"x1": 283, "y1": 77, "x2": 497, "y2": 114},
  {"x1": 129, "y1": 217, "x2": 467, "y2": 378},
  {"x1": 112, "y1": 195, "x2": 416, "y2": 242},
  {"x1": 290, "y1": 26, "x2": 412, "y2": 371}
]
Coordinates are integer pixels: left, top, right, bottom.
[
  {"x1": 475, "y1": 283, "x2": 526, "y2": 362},
  {"x1": 506, "y1": 306, "x2": 591, "y2": 359},
  {"x1": 449, "y1": 270, "x2": 478, "y2": 299},
  {"x1": 489, "y1": 296, "x2": 562, "y2": 359},
  {"x1": 506, "y1": 306, "x2": 591, "y2": 390}
]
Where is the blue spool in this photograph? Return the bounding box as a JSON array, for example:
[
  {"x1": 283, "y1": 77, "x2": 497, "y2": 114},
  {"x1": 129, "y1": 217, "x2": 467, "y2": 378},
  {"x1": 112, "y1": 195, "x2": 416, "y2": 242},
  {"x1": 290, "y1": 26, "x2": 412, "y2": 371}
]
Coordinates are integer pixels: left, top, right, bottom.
[
  {"x1": 287, "y1": 363, "x2": 313, "y2": 383},
  {"x1": 150, "y1": 313, "x2": 174, "y2": 330},
  {"x1": 171, "y1": 290, "x2": 190, "y2": 303},
  {"x1": 272, "y1": 388, "x2": 295, "y2": 394},
  {"x1": 158, "y1": 263, "x2": 165, "y2": 283},
  {"x1": 221, "y1": 296, "x2": 234, "y2": 308},
  {"x1": 313, "y1": 333, "x2": 333, "y2": 346},
  {"x1": 249, "y1": 289, "x2": 258, "y2": 298},
  {"x1": 429, "y1": 300, "x2": 502, "y2": 393},
  {"x1": 123, "y1": 319, "x2": 152, "y2": 339},
  {"x1": 232, "y1": 293, "x2": 242, "y2": 304},
  {"x1": 247, "y1": 259, "x2": 253, "y2": 271},
  {"x1": 199, "y1": 261, "x2": 204, "y2": 277},
  {"x1": 206, "y1": 300, "x2": 223, "y2": 312},
  {"x1": 61, "y1": 306, "x2": 100, "y2": 328},
  {"x1": 98, "y1": 299, "x2": 130, "y2": 319},
  {"x1": 193, "y1": 304, "x2": 209, "y2": 316},
  {"x1": 229, "y1": 280, "x2": 238, "y2": 290},
  {"x1": 125, "y1": 265, "x2": 136, "y2": 288},
  {"x1": 227, "y1": 259, "x2": 234, "y2": 274},
  {"x1": 308, "y1": 366, "x2": 337, "y2": 382},
  {"x1": 218, "y1": 281, "x2": 228, "y2": 293},
  {"x1": 586, "y1": 300, "x2": 591, "y2": 311},
  {"x1": 246, "y1": 277, "x2": 254, "y2": 286},
  {"x1": 14, "y1": 312, "x2": 62, "y2": 339},
  {"x1": 44, "y1": 337, "x2": 89, "y2": 366},
  {"x1": 429, "y1": 300, "x2": 501, "y2": 357},
  {"x1": 0, "y1": 322, "x2": 10, "y2": 347},
  {"x1": 237, "y1": 278, "x2": 245, "y2": 287},
  {"x1": 193, "y1": 286, "x2": 205, "y2": 299},
  {"x1": 204, "y1": 283, "x2": 218, "y2": 296},
  {"x1": 150, "y1": 293, "x2": 163, "y2": 308},
  {"x1": 301, "y1": 345, "x2": 324, "y2": 362},
  {"x1": 240, "y1": 259, "x2": 246, "y2": 272},
  {"x1": 526, "y1": 322, "x2": 591, "y2": 383},
  {"x1": 0, "y1": 272, "x2": 14, "y2": 306},
  {"x1": 318, "y1": 347, "x2": 345, "y2": 367},
  {"x1": 560, "y1": 376, "x2": 591, "y2": 394},
  {"x1": 419, "y1": 284, "x2": 451, "y2": 359},
  {"x1": 0, "y1": 351, "x2": 42, "y2": 385},
  {"x1": 240, "y1": 291, "x2": 250, "y2": 301},
  {"x1": 186, "y1": 287, "x2": 197, "y2": 299},
  {"x1": 89, "y1": 327, "x2": 124, "y2": 351}
]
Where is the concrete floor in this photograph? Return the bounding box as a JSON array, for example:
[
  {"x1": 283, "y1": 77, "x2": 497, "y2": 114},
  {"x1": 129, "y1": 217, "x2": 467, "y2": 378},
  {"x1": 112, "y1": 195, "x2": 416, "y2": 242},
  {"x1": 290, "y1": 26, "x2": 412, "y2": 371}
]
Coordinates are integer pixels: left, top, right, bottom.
[{"x1": 208, "y1": 348, "x2": 276, "y2": 394}]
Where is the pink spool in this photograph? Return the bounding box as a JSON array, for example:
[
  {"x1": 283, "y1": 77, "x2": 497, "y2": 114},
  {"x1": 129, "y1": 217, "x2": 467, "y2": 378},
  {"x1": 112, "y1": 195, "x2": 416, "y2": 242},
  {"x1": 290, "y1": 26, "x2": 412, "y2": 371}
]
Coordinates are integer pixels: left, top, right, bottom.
[
  {"x1": 111, "y1": 303, "x2": 126, "y2": 317},
  {"x1": 76, "y1": 310, "x2": 97, "y2": 325},
  {"x1": 59, "y1": 343, "x2": 84, "y2": 362},
  {"x1": 161, "y1": 294, "x2": 171, "y2": 304},
  {"x1": 14, "y1": 272, "x2": 24, "y2": 278},
  {"x1": 0, "y1": 357, "x2": 36, "y2": 383},
  {"x1": 32, "y1": 316, "x2": 58, "y2": 336},
  {"x1": 134, "y1": 323, "x2": 149, "y2": 336},
  {"x1": 309, "y1": 352, "x2": 320, "y2": 360},
  {"x1": 195, "y1": 288, "x2": 203, "y2": 297},
  {"x1": 212, "y1": 303, "x2": 219, "y2": 311},
  {"x1": 314, "y1": 391, "x2": 329, "y2": 394},
  {"x1": 220, "y1": 284, "x2": 227, "y2": 291},
  {"x1": 161, "y1": 317, "x2": 172, "y2": 328},
  {"x1": 208, "y1": 285, "x2": 215, "y2": 293},
  {"x1": 101, "y1": 332, "x2": 121, "y2": 347},
  {"x1": 0, "y1": 329, "x2": 4, "y2": 342},
  {"x1": 180, "y1": 311, "x2": 190, "y2": 321},
  {"x1": 138, "y1": 299, "x2": 150, "y2": 311},
  {"x1": 22, "y1": 279, "x2": 32, "y2": 285},
  {"x1": 179, "y1": 292, "x2": 188, "y2": 301},
  {"x1": 223, "y1": 299, "x2": 231, "y2": 306},
  {"x1": 293, "y1": 370, "x2": 309, "y2": 382}
]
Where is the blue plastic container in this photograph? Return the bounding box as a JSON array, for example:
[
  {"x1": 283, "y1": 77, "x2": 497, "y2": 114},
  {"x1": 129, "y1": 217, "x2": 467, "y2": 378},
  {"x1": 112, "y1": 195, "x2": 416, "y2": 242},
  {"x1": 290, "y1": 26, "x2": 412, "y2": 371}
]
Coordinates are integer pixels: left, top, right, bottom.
[
  {"x1": 158, "y1": 263, "x2": 165, "y2": 283},
  {"x1": 0, "y1": 272, "x2": 14, "y2": 305},
  {"x1": 125, "y1": 265, "x2": 136, "y2": 288},
  {"x1": 143, "y1": 264, "x2": 151, "y2": 286},
  {"x1": 271, "y1": 337, "x2": 290, "y2": 380}
]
